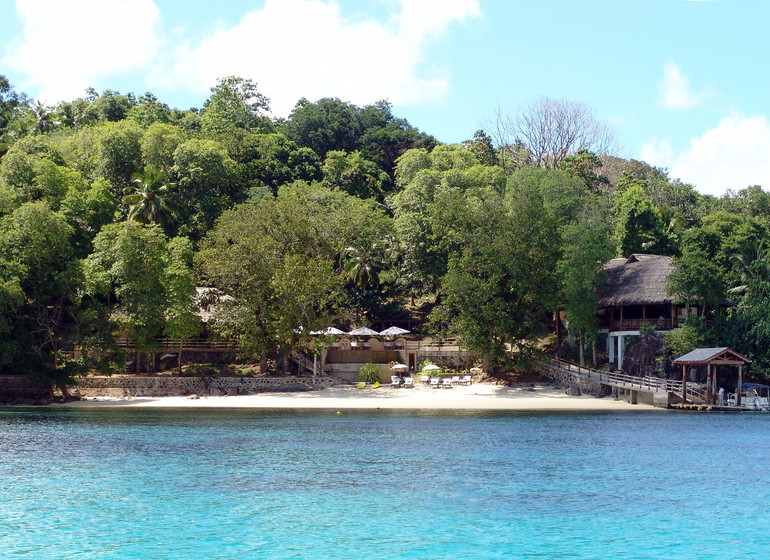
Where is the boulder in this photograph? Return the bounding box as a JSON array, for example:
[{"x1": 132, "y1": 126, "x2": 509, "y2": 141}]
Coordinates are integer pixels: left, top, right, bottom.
[{"x1": 565, "y1": 384, "x2": 581, "y2": 396}]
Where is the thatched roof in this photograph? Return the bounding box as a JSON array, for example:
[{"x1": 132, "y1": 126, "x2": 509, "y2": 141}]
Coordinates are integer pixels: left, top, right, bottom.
[{"x1": 596, "y1": 254, "x2": 674, "y2": 306}]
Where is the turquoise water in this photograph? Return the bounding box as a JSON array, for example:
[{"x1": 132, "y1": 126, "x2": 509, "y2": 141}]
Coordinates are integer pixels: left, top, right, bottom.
[{"x1": 1, "y1": 408, "x2": 769, "y2": 559}]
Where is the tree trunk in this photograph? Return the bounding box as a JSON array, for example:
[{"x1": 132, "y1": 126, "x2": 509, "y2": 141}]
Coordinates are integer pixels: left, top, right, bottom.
[
  {"x1": 592, "y1": 341, "x2": 597, "y2": 368},
  {"x1": 136, "y1": 350, "x2": 141, "y2": 374},
  {"x1": 579, "y1": 336, "x2": 585, "y2": 365},
  {"x1": 178, "y1": 342, "x2": 183, "y2": 375}
]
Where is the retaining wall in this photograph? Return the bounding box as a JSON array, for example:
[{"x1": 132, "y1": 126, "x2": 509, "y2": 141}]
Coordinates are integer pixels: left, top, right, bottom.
[{"x1": 68, "y1": 375, "x2": 341, "y2": 398}]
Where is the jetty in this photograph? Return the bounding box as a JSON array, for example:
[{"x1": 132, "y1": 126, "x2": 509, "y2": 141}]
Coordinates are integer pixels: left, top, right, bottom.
[{"x1": 544, "y1": 358, "x2": 706, "y2": 408}]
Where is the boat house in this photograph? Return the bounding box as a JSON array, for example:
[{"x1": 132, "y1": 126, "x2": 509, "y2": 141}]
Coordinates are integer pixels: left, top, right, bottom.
[{"x1": 596, "y1": 254, "x2": 695, "y2": 369}]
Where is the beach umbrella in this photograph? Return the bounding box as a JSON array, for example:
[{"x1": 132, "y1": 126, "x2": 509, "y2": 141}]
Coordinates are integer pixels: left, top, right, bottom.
[
  {"x1": 422, "y1": 364, "x2": 441, "y2": 372},
  {"x1": 379, "y1": 326, "x2": 411, "y2": 337},
  {"x1": 391, "y1": 363, "x2": 409, "y2": 371},
  {"x1": 348, "y1": 326, "x2": 380, "y2": 337},
  {"x1": 310, "y1": 327, "x2": 346, "y2": 336}
]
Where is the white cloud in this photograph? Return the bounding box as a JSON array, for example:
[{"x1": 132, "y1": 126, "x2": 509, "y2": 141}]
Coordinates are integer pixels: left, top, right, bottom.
[
  {"x1": 149, "y1": 0, "x2": 481, "y2": 115},
  {"x1": 3, "y1": 0, "x2": 162, "y2": 103},
  {"x1": 3, "y1": 0, "x2": 479, "y2": 112},
  {"x1": 659, "y1": 61, "x2": 703, "y2": 110},
  {"x1": 639, "y1": 137, "x2": 674, "y2": 167},
  {"x1": 667, "y1": 115, "x2": 770, "y2": 196}
]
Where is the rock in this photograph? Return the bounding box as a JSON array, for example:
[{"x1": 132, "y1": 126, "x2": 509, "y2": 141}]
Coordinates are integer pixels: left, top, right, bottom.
[{"x1": 565, "y1": 384, "x2": 582, "y2": 396}]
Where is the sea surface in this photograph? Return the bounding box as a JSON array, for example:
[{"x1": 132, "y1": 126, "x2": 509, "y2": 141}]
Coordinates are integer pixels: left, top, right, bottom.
[{"x1": 0, "y1": 407, "x2": 768, "y2": 559}]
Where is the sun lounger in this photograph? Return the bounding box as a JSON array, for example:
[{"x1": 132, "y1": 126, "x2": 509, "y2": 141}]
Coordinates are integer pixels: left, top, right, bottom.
[
  {"x1": 441, "y1": 378, "x2": 453, "y2": 388},
  {"x1": 403, "y1": 376, "x2": 414, "y2": 388},
  {"x1": 451, "y1": 375, "x2": 461, "y2": 385},
  {"x1": 391, "y1": 375, "x2": 402, "y2": 388},
  {"x1": 420, "y1": 375, "x2": 430, "y2": 384},
  {"x1": 430, "y1": 377, "x2": 441, "y2": 388},
  {"x1": 459, "y1": 375, "x2": 472, "y2": 385}
]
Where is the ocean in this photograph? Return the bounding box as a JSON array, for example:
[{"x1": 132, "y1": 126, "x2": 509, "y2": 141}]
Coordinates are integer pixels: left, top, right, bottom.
[{"x1": 1, "y1": 407, "x2": 768, "y2": 559}]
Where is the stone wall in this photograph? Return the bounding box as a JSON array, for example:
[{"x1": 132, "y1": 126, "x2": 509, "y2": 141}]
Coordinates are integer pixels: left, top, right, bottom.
[
  {"x1": 0, "y1": 375, "x2": 51, "y2": 403},
  {"x1": 68, "y1": 375, "x2": 341, "y2": 398}
]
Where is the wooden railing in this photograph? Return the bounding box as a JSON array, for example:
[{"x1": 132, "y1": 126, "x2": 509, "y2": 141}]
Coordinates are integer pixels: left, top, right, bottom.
[
  {"x1": 547, "y1": 358, "x2": 707, "y2": 401},
  {"x1": 602, "y1": 319, "x2": 675, "y2": 332},
  {"x1": 116, "y1": 337, "x2": 238, "y2": 351}
]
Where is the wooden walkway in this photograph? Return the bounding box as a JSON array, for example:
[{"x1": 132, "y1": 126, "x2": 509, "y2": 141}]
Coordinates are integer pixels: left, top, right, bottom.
[{"x1": 545, "y1": 358, "x2": 707, "y2": 403}]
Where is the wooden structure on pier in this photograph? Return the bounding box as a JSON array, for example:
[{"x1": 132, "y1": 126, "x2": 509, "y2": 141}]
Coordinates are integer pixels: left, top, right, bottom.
[{"x1": 674, "y1": 347, "x2": 750, "y2": 406}]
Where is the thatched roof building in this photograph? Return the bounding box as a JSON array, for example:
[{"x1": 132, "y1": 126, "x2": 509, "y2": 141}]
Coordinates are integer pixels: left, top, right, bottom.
[{"x1": 596, "y1": 254, "x2": 674, "y2": 307}]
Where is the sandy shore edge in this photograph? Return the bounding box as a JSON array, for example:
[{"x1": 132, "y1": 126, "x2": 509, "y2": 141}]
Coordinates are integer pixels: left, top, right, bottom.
[{"x1": 59, "y1": 384, "x2": 655, "y2": 411}]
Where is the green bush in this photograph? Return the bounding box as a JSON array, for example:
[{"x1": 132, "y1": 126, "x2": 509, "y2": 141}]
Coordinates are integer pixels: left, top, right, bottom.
[
  {"x1": 639, "y1": 323, "x2": 657, "y2": 335},
  {"x1": 358, "y1": 362, "x2": 381, "y2": 384},
  {"x1": 663, "y1": 317, "x2": 707, "y2": 357}
]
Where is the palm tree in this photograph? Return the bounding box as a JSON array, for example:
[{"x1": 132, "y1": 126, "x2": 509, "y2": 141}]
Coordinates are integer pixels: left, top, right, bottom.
[
  {"x1": 122, "y1": 167, "x2": 175, "y2": 230},
  {"x1": 343, "y1": 242, "x2": 385, "y2": 290},
  {"x1": 729, "y1": 239, "x2": 770, "y2": 294}
]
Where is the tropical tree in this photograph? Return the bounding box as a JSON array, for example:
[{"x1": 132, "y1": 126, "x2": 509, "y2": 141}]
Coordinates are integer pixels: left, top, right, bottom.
[
  {"x1": 122, "y1": 167, "x2": 174, "y2": 230},
  {"x1": 557, "y1": 214, "x2": 613, "y2": 365},
  {"x1": 200, "y1": 76, "x2": 272, "y2": 135},
  {"x1": 343, "y1": 241, "x2": 385, "y2": 290},
  {"x1": 613, "y1": 183, "x2": 672, "y2": 256},
  {"x1": 666, "y1": 248, "x2": 725, "y2": 316},
  {"x1": 86, "y1": 222, "x2": 168, "y2": 373},
  {"x1": 164, "y1": 236, "x2": 203, "y2": 373}
]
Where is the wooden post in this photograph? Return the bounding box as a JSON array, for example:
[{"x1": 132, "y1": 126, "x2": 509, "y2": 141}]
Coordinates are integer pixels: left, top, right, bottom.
[
  {"x1": 737, "y1": 364, "x2": 743, "y2": 407},
  {"x1": 682, "y1": 363, "x2": 687, "y2": 404},
  {"x1": 706, "y1": 364, "x2": 712, "y2": 403},
  {"x1": 712, "y1": 365, "x2": 718, "y2": 405}
]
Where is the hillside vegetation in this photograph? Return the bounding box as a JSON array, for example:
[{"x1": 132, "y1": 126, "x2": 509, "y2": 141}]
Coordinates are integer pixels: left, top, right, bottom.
[{"x1": 2, "y1": 76, "x2": 770, "y2": 382}]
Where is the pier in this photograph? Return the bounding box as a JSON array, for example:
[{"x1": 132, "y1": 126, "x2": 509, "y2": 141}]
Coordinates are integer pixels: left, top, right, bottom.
[{"x1": 544, "y1": 358, "x2": 706, "y2": 408}]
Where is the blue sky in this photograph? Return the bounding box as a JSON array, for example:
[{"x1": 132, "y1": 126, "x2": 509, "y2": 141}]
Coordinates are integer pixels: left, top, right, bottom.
[{"x1": 2, "y1": 0, "x2": 768, "y2": 196}]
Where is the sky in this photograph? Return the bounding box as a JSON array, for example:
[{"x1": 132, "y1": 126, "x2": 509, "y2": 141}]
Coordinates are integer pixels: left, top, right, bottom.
[{"x1": 1, "y1": 0, "x2": 769, "y2": 197}]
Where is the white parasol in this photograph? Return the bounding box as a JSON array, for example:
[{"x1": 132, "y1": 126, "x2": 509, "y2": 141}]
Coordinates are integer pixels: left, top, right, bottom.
[
  {"x1": 379, "y1": 326, "x2": 411, "y2": 337},
  {"x1": 348, "y1": 326, "x2": 380, "y2": 337}
]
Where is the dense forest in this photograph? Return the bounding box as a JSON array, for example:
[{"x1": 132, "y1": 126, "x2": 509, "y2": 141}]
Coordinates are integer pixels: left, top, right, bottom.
[{"x1": 3, "y1": 74, "x2": 770, "y2": 384}]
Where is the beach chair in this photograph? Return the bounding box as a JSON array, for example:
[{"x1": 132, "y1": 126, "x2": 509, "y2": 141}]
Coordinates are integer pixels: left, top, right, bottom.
[
  {"x1": 460, "y1": 375, "x2": 472, "y2": 385},
  {"x1": 420, "y1": 375, "x2": 430, "y2": 385},
  {"x1": 391, "y1": 375, "x2": 402, "y2": 388},
  {"x1": 403, "y1": 376, "x2": 414, "y2": 388},
  {"x1": 451, "y1": 375, "x2": 461, "y2": 385},
  {"x1": 430, "y1": 377, "x2": 441, "y2": 388},
  {"x1": 441, "y1": 378, "x2": 453, "y2": 388}
]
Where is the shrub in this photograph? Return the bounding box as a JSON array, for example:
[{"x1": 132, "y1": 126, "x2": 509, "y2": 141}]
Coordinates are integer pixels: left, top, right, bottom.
[
  {"x1": 358, "y1": 362, "x2": 381, "y2": 384},
  {"x1": 663, "y1": 317, "x2": 707, "y2": 357},
  {"x1": 639, "y1": 323, "x2": 657, "y2": 335}
]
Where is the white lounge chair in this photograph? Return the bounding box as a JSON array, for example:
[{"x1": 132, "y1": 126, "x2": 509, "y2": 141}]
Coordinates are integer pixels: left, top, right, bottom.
[
  {"x1": 420, "y1": 375, "x2": 430, "y2": 384},
  {"x1": 441, "y1": 378, "x2": 453, "y2": 388},
  {"x1": 451, "y1": 375, "x2": 461, "y2": 385},
  {"x1": 430, "y1": 377, "x2": 441, "y2": 388},
  {"x1": 459, "y1": 375, "x2": 472, "y2": 385},
  {"x1": 403, "y1": 376, "x2": 414, "y2": 388},
  {"x1": 391, "y1": 375, "x2": 402, "y2": 388}
]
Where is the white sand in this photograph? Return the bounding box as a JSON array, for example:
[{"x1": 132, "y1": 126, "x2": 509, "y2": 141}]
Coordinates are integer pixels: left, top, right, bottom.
[{"x1": 62, "y1": 383, "x2": 652, "y2": 411}]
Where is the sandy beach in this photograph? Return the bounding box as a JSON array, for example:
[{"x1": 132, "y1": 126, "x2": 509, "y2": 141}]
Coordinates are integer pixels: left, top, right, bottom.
[{"x1": 61, "y1": 383, "x2": 653, "y2": 411}]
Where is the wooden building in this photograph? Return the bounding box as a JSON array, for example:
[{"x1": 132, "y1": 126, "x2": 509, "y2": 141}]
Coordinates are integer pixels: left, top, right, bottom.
[{"x1": 595, "y1": 254, "x2": 694, "y2": 369}]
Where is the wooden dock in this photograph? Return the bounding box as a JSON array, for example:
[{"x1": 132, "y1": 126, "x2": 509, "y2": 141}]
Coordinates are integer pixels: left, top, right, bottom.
[{"x1": 544, "y1": 358, "x2": 708, "y2": 407}]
